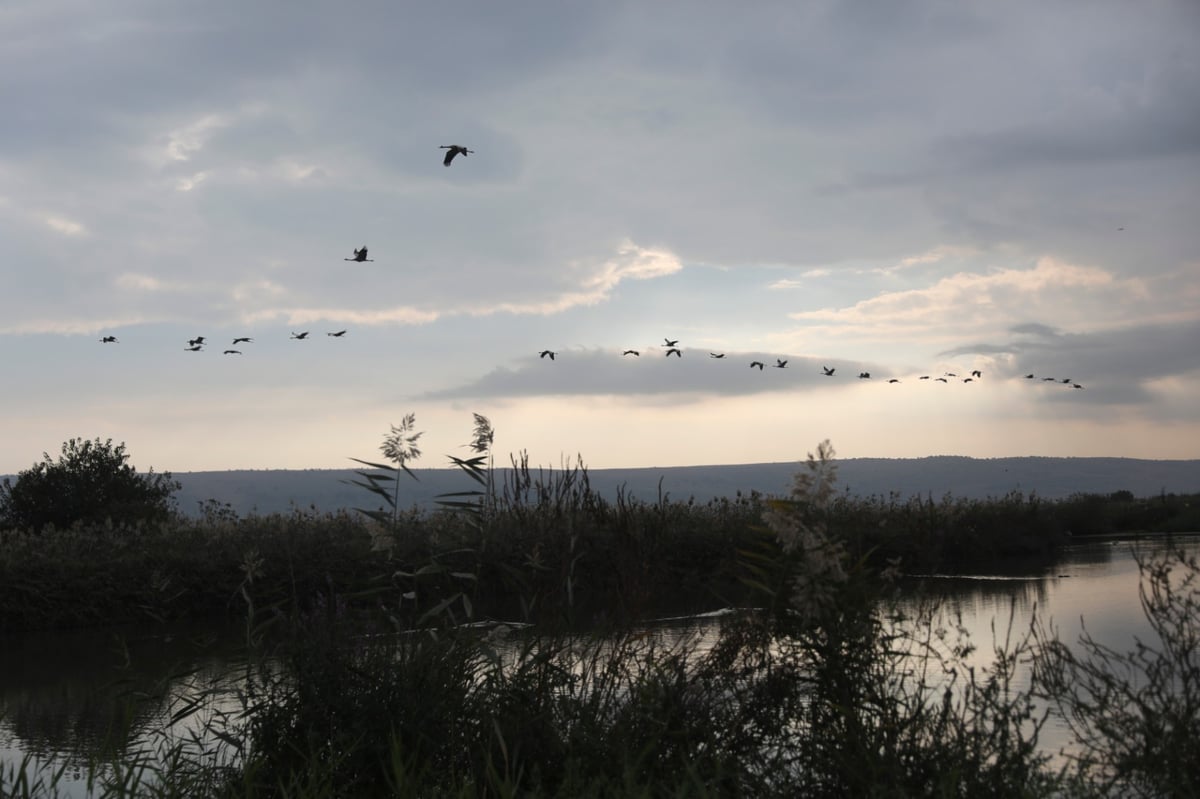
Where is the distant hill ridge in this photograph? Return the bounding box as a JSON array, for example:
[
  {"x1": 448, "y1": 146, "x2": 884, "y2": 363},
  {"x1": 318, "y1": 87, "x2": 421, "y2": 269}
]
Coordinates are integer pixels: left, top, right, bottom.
[{"x1": 150, "y1": 457, "x2": 1200, "y2": 518}]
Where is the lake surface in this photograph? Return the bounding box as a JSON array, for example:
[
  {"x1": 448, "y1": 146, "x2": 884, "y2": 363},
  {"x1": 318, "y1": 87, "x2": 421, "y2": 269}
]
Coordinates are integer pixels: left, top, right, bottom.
[{"x1": 3, "y1": 535, "x2": 1196, "y2": 795}]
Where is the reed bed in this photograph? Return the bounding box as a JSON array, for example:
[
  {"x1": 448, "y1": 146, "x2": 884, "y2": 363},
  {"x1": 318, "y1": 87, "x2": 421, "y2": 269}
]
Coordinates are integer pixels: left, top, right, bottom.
[{"x1": 3, "y1": 439, "x2": 1199, "y2": 797}]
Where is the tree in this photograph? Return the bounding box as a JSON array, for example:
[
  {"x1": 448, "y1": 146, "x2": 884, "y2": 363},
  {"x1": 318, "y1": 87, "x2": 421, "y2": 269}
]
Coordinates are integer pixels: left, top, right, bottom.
[{"x1": 0, "y1": 438, "x2": 180, "y2": 531}]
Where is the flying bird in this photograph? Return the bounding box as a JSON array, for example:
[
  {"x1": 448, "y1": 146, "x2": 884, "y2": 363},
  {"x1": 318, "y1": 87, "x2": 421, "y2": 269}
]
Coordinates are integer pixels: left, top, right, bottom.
[
  {"x1": 623, "y1": 349, "x2": 640, "y2": 356},
  {"x1": 750, "y1": 361, "x2": 764, "y2": 370},
  {"x1": 935, "y1": 377, "x2": 948, "y2": 383},
  {"x1": 888, "y1": 379, "x2": 900, "y2": 384},
  {"x1": 327, "y1": 330, "x2": 347, "y2": 337},
  {"x1": 100, "y1": 336, "x2": 118, "y2": 343},
  {"x1": 440, "y1": 145, "x2": 474, "y2": 166},
  {"x1": 666, "y1": 348, "x2": 682, "y2": 358},
  {"x1": 232, "y1": 337, "x2": 253, "y2": 345},
  {"x1": 821, "y1": 366, "x2": 834, "y2": 376},
  {"x1": 224, "y1": 350, "x2": 242, "y2": 355},
  {"x1": 858, "y1": 372, "x2": 871, "y2": 379},
  {"x1": 1025, "y1": 374, "x2": 1035, "y2": 379},
  {"x1": 539, "y1": 350, "x2": 556, "y2": 360},
  {"x1": 710, "y1": 353, "x2": 725, "y2": 359},
  {"x1": 188, "y1": 336, "x2": 206, "y2": 347},
  {"x1": 345, "y1": 247, "x2": 373, "y2": 262},
  {"x1": 971, "y1": 370, "x2": 982, "y2": 378},
  {"x1": 774, "y1": 359, "x2": 789, "y2": 369},
  {"x1": 291, "y1": 331, "x2": 310, "y2": 340},
  {"x1": 662, "y1": 338, "x2": 679, "y2": 347},
  {"x1": 1073, "y1": 383, "x2": 1084, "y2": 389},
  {"x1": 963, "y1": 378, "x2": 974, "y2": 383},
  {"x1": 920, "y1": 375, "x2": 931, "y2": 380},
  {"x1": 1061, "y1": 378, "x2": 1073, "y2": 384},
  {"x1": 185, "y1": 345, "x2": 203, "y2": 352}
]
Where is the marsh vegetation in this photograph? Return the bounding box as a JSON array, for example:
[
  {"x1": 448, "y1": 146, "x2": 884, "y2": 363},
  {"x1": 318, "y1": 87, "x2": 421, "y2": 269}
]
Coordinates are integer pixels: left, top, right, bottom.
[{"x1": 1, "y1": 421, "x2": 1198, "y2": 796}]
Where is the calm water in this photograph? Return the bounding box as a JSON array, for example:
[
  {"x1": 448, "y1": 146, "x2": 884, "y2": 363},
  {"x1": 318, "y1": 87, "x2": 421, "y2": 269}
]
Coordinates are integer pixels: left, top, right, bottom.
[{"x1": 2, "y1": 536, "x2": 1195, "y2": 794}]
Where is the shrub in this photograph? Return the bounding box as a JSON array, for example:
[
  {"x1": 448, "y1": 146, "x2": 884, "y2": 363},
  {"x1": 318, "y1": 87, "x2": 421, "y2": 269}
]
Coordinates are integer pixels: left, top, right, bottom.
[{"x1": 0, "y1": 438, "x2": 180, "y2": 532}]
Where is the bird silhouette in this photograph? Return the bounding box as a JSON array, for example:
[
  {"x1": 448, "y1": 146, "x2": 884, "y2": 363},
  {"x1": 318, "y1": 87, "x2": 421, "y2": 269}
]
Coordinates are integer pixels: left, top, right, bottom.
[
  {"x1": 440, "y1": 145, "x2": 474, "y2": 166},
  {"x1": 327, "y1": 330, "x2": 347, "y2": 337},
  {"x1": 920, "y1": 375, "x2": 931, "y2": 380},
  {"x1": 662, "y1": 338, "x2": 679, "y2": 347},
  {"x1": 1061, "y1": 378, "x2": 1072, "y2": 384},
  {"x1": 963, "y1": 378, "x2": 974, "y2": 383},
  {"x1": 232, "y1": 337, "x2": 253, "y2": 345},
  {"x1": 1073, "y1": 383, "x2": 1084, "y2": 389},
  {"x1": 888, "y1": 378, "x2": 901, "y2": 384},
  {"x1": 539, "y1": 350, "x2": 556, "y2": 360},
  {"x1": 774, "y1": 359, "x2": 789, "y2": 369},
  {"x1": 710, "y1": 352, "x2": 725, "y2": 359},
  {"x1": 858, "y1": 372, "x2": 870, "y2": 379},
  {"x1": 821, "y1": 366, "x2": 834, "y2": 376},
  {"x1": 100, "y1": 336, "x2": 118, "y2": 343},
  {"x1": 224, "y1": 349, "x2": 242, "y2": 355},
  {"x1": 945, "y1": 372, "x2": 957, "y2": 377},
  {"x1": 1025, "y1": 374, "x2": 1035, "y2": 379},
  {"x1": 935, "y1": 377, "x2": 948, "y2": 383},
  {"x1": 188, "y1": 336, "x2": 206, "y2": 347},
  {"x1": 185, "y1": 345, "x2": 202, "y2": 352},
  {"x1": 666, "y1": 348, "x2": 682, "y2": 358},
  {"x1": 345, "y1": 247, "x2": 373, "y2": 262},
  {"x1": 1042, "y1": 377, "x2": 1056, "y2": 382},
  {"x1": 623, "y1": 349, "x2": 640, "y2": 356},
  {"x1": 750, "y1": 361, "x2": 764, "y2": 370},
  {"x1": 971, "y1": 370, "x2": 982, "y2": 378},
  {"x1": 291, "y1": 331, "x2": 310, "y2": 340}
]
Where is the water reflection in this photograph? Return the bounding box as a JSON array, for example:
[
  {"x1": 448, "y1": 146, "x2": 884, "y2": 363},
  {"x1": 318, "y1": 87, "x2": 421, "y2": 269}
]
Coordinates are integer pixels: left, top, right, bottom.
[
  {"x1": 3, "y1": 536, "x2": 1196, "y2": 789},
  {"x1": 0, "y1": 625, "x2": 240, "y2": 768}
]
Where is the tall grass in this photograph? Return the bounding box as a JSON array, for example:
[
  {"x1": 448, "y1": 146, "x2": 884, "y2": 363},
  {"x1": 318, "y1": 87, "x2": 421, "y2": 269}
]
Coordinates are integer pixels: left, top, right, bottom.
[{"x1": 4, "y1": 431, "x2": 1200, "y2": 796}]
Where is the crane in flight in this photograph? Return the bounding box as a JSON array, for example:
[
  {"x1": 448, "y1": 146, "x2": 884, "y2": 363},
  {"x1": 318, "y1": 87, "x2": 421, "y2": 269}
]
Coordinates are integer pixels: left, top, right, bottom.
[
  {"x1": 327, "y1": 330, "x2": 347, "y2": 337},
  {"x1": 345, "y1": 247, "x2": 373, "y2": 262},
  {"x1": 623, "y1": 349, "x2": 640, "y2": 356},
  {"x1": 750, "y1": 361, "x2": 764, "y2": 370},
  {"x1": 291, "y1": 331, "x2": 310, "y2": 340},
  {"x1": 232, "y1": 337, "x2": 253, "y2": 345},
  {"x1": 539, "y1": 350, "x2": 556, "y2": 360},
  {"x1": 440, "y1": 145, "x2": 474, "y2": 166},
  {"x1": 666, "y1": 347, "x2": 682, "y2": 358},
  {"x1": 822, "y1": 365, "x2": 835, "y2": 376},
  {"x1": 774, "y1": 359, "x2": 789, "y2": 369},
  {"x1": 100, "y1": 336, "x2": 118, "y2": 343}
]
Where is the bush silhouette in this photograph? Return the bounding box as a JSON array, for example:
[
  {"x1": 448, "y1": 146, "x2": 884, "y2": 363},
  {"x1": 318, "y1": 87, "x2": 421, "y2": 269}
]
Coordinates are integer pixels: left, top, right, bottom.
[{"x1": 0, "y1": 438, "x2": 180, "y2": 531}]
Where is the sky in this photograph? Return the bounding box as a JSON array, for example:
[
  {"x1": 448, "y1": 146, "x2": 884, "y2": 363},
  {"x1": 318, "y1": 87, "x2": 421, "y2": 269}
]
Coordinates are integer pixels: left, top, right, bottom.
[{"x1": 2, "y1": 0, "x2": 1199, "y2": 475}]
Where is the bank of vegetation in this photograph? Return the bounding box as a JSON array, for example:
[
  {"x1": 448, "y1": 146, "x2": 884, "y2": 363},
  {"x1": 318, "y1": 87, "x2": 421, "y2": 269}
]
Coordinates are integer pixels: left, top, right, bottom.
[
  {"x1": 1, "y1": 433, "x2": 1196, "y2": 634},
  {"x1": 2, "y1": 425, "x2": 1198, "y2": 796}
]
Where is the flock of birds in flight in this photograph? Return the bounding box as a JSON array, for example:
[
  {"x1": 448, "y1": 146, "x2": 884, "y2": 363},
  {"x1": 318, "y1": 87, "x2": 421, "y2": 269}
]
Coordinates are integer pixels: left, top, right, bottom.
[
  {"x1": 96, "y1": 145, "x2": 475, "y2": 352},
  {"x1": 538, "y1": 339, "x2": 1085, "y2": 389},
  {"x1": 95, "y1": 143, "x2": 1085, "y2": 390}
]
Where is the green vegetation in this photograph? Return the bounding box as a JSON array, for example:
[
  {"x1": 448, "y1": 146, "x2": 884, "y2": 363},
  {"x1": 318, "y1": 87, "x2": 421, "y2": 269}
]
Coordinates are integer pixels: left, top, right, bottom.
[
  {"x1": 2, "y1": 426, "x2": 1199, "y2": 795},
  {"x1": 0, "y1": 438, "x2": 179, "y2": 532},
  {"x1": 3, "y1": 439, "x2": 1198, "y2": 797}
]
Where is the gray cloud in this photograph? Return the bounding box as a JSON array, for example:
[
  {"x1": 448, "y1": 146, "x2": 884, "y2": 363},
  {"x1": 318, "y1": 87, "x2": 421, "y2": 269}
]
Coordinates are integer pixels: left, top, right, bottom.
[{"x1": 2, "y1": 0, "x2": 1199, "y2": 469}]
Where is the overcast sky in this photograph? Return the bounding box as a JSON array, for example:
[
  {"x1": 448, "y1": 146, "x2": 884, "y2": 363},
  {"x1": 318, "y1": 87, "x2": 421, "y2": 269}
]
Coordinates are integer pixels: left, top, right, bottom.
[{"x1": 2, "y1": 0, "x2": 1198, "y2": 474}]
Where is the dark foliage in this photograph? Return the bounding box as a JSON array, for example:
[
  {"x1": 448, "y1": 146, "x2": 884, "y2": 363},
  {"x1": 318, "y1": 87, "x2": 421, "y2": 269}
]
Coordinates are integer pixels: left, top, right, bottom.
[{"x1": 0, "y1": 438, "x2": 180, "y2": 532}]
